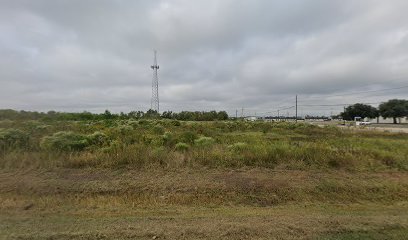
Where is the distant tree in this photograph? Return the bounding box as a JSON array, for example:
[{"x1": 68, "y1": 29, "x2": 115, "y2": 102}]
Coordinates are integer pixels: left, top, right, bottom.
[
  {"x1": 161, "y1": 111, "x2": 173, "y2": 119},
  {"x1": 119, "y1": 112, "x2": 126, "y2": 119},
  {"x1": 144, "y1": 109, "x2": 161, "y2": 119},
  {"x1": 128, "y1": 111, "x2": 144, "y2": 119},
  {"x1": 379, "y1": 99, "x2": 408, "y2": 124},
  {"x1": 102, "y1": 110, "x2": 114, "y2": 120},
  {"x1": 0, "y1": 109, "x2": 229, "y2": 121},
  {"x1": 217, "y1": 111, "x2": 229, "y2": 120},
  {"x1": 341, "y1": 103, "x2": 379, "y2": 121},
  {"x1": 78, "y1": 111, "x2": 94, "y2": 120}
]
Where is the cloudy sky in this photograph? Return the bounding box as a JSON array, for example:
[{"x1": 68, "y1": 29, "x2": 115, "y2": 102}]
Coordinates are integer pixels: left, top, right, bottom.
[{"x1": 1, "y1": 0, "x2": 407, "y2": 116}]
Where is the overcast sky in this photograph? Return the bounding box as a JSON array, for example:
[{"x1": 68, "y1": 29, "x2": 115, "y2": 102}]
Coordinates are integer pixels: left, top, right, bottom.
[{"x1": 1, "y1": 0, "x2": 407, "y2": 116}]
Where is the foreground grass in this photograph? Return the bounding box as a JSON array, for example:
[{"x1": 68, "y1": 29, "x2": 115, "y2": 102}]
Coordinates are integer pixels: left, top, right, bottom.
[
  {"x1": 2, "y1": 202, "x2": 408, "y2": 239},
  {"x1": 1, "y1": 120, "x2": 408, "y2": 239},
  {"x1": 1, "y1": 168, "x2": 408, "y2": 239}
]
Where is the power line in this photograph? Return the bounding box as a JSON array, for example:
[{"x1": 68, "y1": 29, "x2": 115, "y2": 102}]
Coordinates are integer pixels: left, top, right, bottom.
[
  {"x1": 301, "y1": 85, "x2": 408, "y2": 99},
  {"x1": 298, "y1": 102, "x2": 382, "y2": 107}
]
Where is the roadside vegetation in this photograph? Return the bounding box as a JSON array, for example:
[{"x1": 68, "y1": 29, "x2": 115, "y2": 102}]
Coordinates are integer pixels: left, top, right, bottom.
[
  {"x1": 1, "y1": 118, "x2": 407, "y2": 170},
  {"x1": 1, "y1": 116, "x2": 408, "y2": 239}
]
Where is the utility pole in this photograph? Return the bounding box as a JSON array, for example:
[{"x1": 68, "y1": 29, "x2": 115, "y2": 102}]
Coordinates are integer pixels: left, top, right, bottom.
[
  {"x1": 295, "y1": 95, "x2": 298, "y2": 122},
  {"x1": 277, "y1": 110, "x2": 280, "y2": 121},
  {"x1": 343, "y1": 106, "x2": 346, "y2": 125},
  {"x1": 241, "y1": 107, "x2": 244, "y2": 120},
  {"x1": 235, "y1": 109, "x2": 238, "y2": 119}
]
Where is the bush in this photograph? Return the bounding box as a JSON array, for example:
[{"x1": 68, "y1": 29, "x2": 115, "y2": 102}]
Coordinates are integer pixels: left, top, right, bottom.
[
  {"x1": 152, "y1": 125, "x2": 165, "y2": 135},
  {"x1": 180, "y1": 131, "x2": 198, "y2": 144},
  {"x1": 41, "y1": 131, "x2": 89, "y2": 151},
  {"x1": 87, "y1": 131, "x2": 109, "y2": 147},
  {"x1": 0, "y1": 128, "x2": 29, "y2": 150},
  {"x1": 162, "y1": 132, "x2": 177, "y2": 147},
  {"x1": 194, "y1": 136, "x2": 215, "y2": 147},
  {"x1": 138, "y1": 119, "x2": 149, "y2": 125},
  {"x1": 117, "y1": 125, "x2": 133, "y2": 135},
  {"x1": 175, "y1": 142, "x2": 190, "y2": 152}
]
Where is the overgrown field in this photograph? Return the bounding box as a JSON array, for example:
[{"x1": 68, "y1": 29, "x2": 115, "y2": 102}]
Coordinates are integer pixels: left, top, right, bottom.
[
  {"x1": 1, "y1": 119, "x2": 407, "y2": 170},
  {"x1": 1, "y1": 119, "x2": 408, "y2": 239}
]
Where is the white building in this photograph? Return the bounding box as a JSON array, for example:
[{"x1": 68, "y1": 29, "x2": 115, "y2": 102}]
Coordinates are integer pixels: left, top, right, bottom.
[
  {"x1": 365, "y1": 116, "x2": 408, "y2": 124},
  {"x1": 244, "y1": 116, "x2": 260, "y2": 121}
]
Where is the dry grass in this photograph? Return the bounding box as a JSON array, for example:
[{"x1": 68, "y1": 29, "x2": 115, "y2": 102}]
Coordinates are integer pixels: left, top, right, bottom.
[{"x1": 1, "y1": 169, "x2": 408, "y2": 239}]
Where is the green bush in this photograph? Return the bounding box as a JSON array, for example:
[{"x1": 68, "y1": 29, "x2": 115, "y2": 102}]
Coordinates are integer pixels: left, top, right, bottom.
[
  {"x1": 0, "y1": 128, "x2": 29, "y2": 150},
  {"x1": 117, "y1": 125, "x2": 133, "y2": 135},
  {"x1": 138, "y1": 119, "x2": 149, "y2": 125},
  {"x1": 152, "y1": 125, "x2": 165, "y2": 135},
  {"x1": 194, "y1": 136, "x2": 215, "y2": 147},
  {"x1": 180, "y1": 131, "x2": 198, "y2": 144},
  {"x1": 87, "y1": 131, "x2": 109, "y2": 146},
  {"x1": 162, "y1": 132, "x2": 177, "y2": 146},
  {"x1": 41, "y1": 131, "x2": 90, "y2": 151},
  {"x1": 175, "y1": 142, "x2": 190, "y2": 152}
]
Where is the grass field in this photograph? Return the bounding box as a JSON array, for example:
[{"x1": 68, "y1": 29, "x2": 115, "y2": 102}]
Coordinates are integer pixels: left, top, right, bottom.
[{"x1": 1, "y1": 119, "x2": 408, "y2": 239}]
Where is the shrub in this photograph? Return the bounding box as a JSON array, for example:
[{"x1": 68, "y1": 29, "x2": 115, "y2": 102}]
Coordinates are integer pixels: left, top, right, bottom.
[
  {"x1": 194, "y1": 136, "x2": 215, "y2": 147},
  {"x1": 126, "y1": 120, "x2": 139, "y2": 128},
  {"x1": 138, "y1": 119, "x2": 149, "y2": 125},
  {"x1": 117, "y1": 125, "x2": 133, "y2": 135},
  {"x1": 152, "y1": 125, "x2": 165, "y2": 135},
  {"x1": 87, "y1": 131, "x2": 109, "y2": 147},
  {"x1": 0, "y1": 128, "x2": 29, "y2": 150},
  {"x1": 40, "y1": 131, "x2": 90, "y2": 151},
  {"x1": 175, "y1": 142, "x2": 189, "y2": 152},
  {"x1": 180, "y1": 131, "x2": 198, "y2": 144},
  {"x1": 162, "y1": 132, "x2": 176, "y2": 146}
]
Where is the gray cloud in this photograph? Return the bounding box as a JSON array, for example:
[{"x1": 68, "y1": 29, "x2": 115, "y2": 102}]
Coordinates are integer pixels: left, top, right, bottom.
[{"x1": 1, "y1": 0, "x2": 408, "y2": 116}]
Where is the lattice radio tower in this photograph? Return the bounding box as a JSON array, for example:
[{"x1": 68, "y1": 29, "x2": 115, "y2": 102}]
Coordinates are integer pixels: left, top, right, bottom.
[{"x1": 150, "y1": 50, "x2": 160, "y2": 112}]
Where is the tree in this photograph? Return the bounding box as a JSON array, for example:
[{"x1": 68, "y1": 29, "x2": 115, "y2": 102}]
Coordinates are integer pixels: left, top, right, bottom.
[
  {"x1": 144, "y1": 109, "x2": 161, "y2": 119},
  {"x1": 379, "y1": 99, "x2": 408, "y2": 124},
  {"x1": 341, "y1": 103, "x2": 379, "y2": 121},
  {"x1": 102, "y1": 110, "x2": 114, "y2": 120},
  {"x1": 161, "y1": 111, "x2": 173, "y2": 119},
  {"x1": 217, "y1": 111, "x2": 229, "y2": 120}
]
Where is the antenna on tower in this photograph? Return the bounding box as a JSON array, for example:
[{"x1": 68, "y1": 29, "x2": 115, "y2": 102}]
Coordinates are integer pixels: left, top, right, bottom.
[{"x1": 151, "y1": 50, "x2": 159, "y2": 112}]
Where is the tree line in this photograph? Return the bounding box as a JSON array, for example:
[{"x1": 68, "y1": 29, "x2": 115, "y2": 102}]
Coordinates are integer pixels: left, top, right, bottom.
[
  {"x1": 0, "y1": 109, "x2": 229, "y2": 121},
  {"x1": 341, "y1": 99, "x2": 408, "y2": 123}
]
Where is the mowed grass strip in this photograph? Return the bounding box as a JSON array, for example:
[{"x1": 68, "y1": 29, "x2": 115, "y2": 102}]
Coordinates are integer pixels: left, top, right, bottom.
[
  {"x1": 1, "y1": 169, "x2": 408, "y2": 208},
  {"x1": 1, "y1": 201, "x2": 407, "y2": 239}
]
